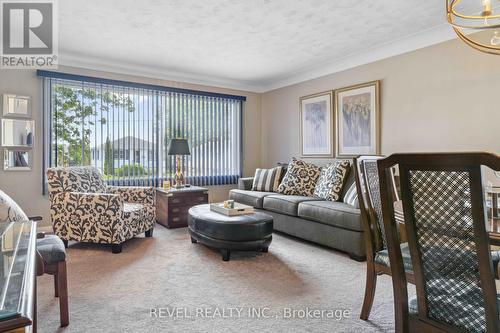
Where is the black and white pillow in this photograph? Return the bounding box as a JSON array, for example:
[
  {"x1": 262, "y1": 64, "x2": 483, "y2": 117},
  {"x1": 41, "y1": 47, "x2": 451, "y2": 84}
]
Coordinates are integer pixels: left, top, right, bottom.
[
  {"x1": 252, "y1": 167, "x2": 284, "y2": 192},
  {"x1": 343, "y1": 182, "x2": 359, "y2": 208},
  {"x1": 313, "y1": 160, "x2": 351, "y2": 201},
  {"x1": 277, "y1": 158, "x2": 321, "y2": 197}
]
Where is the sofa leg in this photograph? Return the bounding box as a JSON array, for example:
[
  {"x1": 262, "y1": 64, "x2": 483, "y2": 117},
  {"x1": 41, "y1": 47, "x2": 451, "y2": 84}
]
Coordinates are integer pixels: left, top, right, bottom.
[
  {"x1": 221, "y1": 249, "x2": 230, "y2": 261},
  {"x1": 111, "y1": 244, "x2": 122, "y2": 254},
  {"x1": 190, "y1": 237, "x2": 197, "y2": 244},
  {"x1": 349, "y1": 253, "x2": 366, "y2": 262},
  {"x1": 62, "y1": 240, "x2": 68, "y2": 249},
  {"x1": 261, "y1": 247, "x2": 268, "y2": 253},
  {"x1": 145, "y1": 228, "x2": 154, "y2": 238}
]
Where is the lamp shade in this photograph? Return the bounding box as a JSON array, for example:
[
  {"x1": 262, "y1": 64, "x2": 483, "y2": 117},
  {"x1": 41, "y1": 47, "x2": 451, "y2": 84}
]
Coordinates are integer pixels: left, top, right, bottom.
[{"x1": 168, "y1": 138, "x2": 191, "y2": 156}]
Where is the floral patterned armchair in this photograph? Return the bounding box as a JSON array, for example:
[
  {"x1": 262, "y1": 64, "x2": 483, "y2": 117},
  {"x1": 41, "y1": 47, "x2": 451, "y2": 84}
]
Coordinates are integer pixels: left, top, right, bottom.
[{"x1": 47, "y1": 166, "x2": 156, "y2": 253}]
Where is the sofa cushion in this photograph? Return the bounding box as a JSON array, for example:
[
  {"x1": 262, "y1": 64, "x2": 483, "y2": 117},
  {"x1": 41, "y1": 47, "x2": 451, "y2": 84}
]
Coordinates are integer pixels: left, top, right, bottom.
[
  {"x1": 263, "y1": 195, "x2": 321, "y2": 216},
  {"x1": 313, "y1": 160, "x2": 351, "y2": 201},
  {"x1": 229, "y1": 189, "x2": 275, "y2": 209},
  {"x1": 297, "y1": 200, "x2": 362, "y2": 232},
  {"x1": 277, "y1": 158, "x2": 321, "y2": 197}
]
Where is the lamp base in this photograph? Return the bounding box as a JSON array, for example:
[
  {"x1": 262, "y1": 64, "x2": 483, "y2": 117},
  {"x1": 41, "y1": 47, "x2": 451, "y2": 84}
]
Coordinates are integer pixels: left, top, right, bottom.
[{"x1": 174, "y1": 155, "x2": 184, "y2": 188}]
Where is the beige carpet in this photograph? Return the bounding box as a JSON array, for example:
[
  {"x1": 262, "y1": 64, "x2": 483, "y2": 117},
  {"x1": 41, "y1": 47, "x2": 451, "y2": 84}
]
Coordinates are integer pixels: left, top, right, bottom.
[{"x1": 37, "y1": 227, "x2": 396, "y2": 333}]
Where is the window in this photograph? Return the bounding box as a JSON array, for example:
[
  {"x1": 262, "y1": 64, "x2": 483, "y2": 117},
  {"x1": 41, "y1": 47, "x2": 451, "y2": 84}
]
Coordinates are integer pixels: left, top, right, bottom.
[{"x1": 40, "y1": 71, "x2": 244, "y2": 188}]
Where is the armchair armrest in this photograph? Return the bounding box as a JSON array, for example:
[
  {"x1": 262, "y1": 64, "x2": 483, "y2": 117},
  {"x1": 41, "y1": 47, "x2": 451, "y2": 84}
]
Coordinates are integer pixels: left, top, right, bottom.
[
  {"x1": 238, "y1": 177, "x2": 254, "y2": 191},
  {"x1": 107, "y1": 186, "x2": 155, "y2": 206},
  {"x1": 51, "y1": 192, "x2": 124, "y2": 242}
]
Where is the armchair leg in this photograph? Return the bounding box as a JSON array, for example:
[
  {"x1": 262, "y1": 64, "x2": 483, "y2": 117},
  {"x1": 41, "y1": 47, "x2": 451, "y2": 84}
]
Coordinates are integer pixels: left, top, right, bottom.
[
  {"x1": 57, "y1": 261, "x2": 69, "y2": 327},
  {"x1": 62, "y1": 240, "x2": 68, "y2": 249},
  {"x1": 145, "y1": 228, "x2": 154, "y2": 238},
  {"x1": 111, "y1": 243, "x2": 122, "y2": 254}
]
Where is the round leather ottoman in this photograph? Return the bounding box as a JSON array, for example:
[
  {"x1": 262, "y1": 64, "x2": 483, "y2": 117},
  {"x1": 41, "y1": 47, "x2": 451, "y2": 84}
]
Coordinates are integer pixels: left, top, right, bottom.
[{"x1": 188, "y1": 204, "x2": 273, "y2": 261}]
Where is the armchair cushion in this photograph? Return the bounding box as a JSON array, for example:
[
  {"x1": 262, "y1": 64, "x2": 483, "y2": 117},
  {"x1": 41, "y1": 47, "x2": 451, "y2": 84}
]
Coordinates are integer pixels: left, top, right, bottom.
[
  {"x1": 107, "y1": 186, "x2": 155, "y2": 206},
  {"x1": 0, "y1": 189, "x2": 28, "y2": 223}
]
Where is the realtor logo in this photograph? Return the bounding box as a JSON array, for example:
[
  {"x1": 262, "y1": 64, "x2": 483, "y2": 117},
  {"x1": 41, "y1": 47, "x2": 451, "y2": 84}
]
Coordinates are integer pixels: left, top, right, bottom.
[{"x1": 0, "y1": 0, "x2": 58, "y2": 68}]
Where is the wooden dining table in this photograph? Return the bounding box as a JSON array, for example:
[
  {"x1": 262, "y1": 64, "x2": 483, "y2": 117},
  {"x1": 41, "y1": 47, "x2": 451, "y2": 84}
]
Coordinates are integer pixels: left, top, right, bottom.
[{"x1": 393, "y1": 200, "x2": 500, "y2": 246}]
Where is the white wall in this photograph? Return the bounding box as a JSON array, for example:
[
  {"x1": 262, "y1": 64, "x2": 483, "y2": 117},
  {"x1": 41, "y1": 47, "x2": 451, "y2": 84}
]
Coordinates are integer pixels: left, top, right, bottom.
[
  {"x1": 0, "y1": 66, "x2": 262, "y2": 225},
  {"x1": 261, "y1": 37, "x2": 500, "y2": 182}
]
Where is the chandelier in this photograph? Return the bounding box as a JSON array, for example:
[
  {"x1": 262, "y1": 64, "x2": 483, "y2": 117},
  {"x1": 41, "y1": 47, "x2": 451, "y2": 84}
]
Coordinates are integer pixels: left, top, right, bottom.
[{"x1": 447, "y1": 0, "x2": 500, "y2": 54}]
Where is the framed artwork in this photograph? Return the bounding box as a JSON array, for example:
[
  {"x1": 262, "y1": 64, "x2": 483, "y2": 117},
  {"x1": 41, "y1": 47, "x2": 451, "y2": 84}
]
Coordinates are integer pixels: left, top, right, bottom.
[
  {"x1": 300, "y1": 91, "x2": 333, "y2": 158},
  {"x1": 335, "y1": 81, "x2": 380, "y2": 157},
  {"x1": 2, "y1": 94, "x2": 31, "y2": 117}
]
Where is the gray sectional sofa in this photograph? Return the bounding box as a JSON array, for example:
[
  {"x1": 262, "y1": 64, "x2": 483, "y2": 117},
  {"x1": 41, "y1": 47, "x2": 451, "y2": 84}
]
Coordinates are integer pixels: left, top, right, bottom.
[{"x1": 229, "y1": 165, "x2": 365, "y2": 261}]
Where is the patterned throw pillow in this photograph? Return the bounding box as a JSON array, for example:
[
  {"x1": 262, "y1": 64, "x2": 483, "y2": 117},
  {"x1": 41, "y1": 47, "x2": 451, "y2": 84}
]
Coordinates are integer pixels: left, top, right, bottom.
[
  {"x1": 277, "y1": 159, "x2": 321, "y2": 197},
  {"x1": 314, "y1": 160, "x2": 351, "y2": 201},
  {"x1": 252, "y1": 167, "x2": 284, "y2": 192},
  {"x1": 343, "y1": 182, "x2": 359, "y2": 208},
  {"x1": 0, "y1": 190, "x2": 28, "y2": 223}
]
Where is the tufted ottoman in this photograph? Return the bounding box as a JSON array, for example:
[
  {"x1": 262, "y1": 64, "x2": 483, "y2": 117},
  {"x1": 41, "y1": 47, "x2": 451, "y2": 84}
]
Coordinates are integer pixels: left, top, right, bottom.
[{"x1": 188, "y1": 204, "x2": 273, "y2": 261}]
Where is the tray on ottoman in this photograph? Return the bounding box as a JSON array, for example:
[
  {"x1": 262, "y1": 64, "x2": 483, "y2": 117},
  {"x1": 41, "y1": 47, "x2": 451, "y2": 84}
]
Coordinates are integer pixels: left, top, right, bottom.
[{"x1": 210, "y1": 202, "x2": 254, "y2": 216}]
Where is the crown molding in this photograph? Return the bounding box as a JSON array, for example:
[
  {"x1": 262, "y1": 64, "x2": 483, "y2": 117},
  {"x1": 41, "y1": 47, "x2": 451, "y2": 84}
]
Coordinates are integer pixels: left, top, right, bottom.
[
  {"x1": 58, "y1": 52, "x2": 265, "y2": 93},
  {"x1": 59, "y1": 23, "x2": 458, "y2": 94},
  {"x1": 260, "y1": 23, "x2": 458, "y2": 92}
]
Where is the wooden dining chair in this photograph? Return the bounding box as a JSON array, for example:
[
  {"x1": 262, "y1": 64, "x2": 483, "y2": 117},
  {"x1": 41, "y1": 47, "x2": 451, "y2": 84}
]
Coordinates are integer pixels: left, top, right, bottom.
[
  {"x1": 354, "y1": 156, "x2": 415, "y2": 321},
  {"x1": 378, "y1": 152, "x2": 500, "y2": 333}
]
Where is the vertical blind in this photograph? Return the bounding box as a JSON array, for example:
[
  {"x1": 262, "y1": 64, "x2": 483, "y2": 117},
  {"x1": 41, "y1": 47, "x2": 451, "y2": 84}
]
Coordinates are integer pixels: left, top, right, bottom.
[{"x1": 40, "y1": 71, "x2": 244, "y2": 189}]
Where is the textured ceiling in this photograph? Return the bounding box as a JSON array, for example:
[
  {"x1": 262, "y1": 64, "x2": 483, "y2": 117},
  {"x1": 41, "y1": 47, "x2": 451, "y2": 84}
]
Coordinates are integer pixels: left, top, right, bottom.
[{"x1": 59, "y1": 0, "x2": 450, "y2": 91}]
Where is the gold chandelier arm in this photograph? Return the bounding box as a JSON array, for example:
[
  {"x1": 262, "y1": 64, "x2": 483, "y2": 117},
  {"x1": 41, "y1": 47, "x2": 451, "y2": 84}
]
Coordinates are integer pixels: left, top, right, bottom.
[
  {"x1": 453, "y1": 27, "x2": 500, "y2": 54},
  {"x1": 449, "y1": 0, "x2": 500, "y2": 20},
  {"x1": 448, "y1": 20, "x2": 500, "y2": 29}
]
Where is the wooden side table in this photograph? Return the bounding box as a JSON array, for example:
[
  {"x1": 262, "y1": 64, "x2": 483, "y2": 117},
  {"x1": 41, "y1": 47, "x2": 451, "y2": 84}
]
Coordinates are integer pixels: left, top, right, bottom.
[{"x1": 156, "y1": 186, "x2": 209, "y2": 228}]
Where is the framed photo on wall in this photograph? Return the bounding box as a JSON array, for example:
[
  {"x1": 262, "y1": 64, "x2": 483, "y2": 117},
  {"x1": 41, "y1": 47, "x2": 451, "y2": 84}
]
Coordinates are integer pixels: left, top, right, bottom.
[
  {"x1": 300, "y1": 91, "x2": 333, "y2": 158},
  {"x1": 335, "y1": 81, "x2": 380, "y2": 157},
  {"x1": 2, "y1": 94, "x2": 31, "y2": 117}
]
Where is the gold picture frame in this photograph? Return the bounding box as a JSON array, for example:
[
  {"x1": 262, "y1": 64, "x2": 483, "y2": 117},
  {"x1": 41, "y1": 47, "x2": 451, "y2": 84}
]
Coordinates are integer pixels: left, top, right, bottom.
[
  {"x1": 334, "y1": 81, "x2": 380, "y2": 157},
  {"x1": 299, "y1": 91, "x2": 334, "y2": 158}
]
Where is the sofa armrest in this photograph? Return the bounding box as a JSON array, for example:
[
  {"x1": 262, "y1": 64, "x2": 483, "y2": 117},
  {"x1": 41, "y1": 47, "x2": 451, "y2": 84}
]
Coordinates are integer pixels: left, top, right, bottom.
[
  {"x1": 238, "y1": 177, "x2": 254, "y2": 191},
  {"x1": 107, "y1": 186, "x2": 155, "y2": 206}
]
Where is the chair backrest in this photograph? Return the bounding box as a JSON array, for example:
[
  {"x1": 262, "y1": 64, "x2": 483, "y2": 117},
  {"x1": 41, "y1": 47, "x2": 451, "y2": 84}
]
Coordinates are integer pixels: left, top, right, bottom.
[
  {"x1": 46, "y1": 166, "x2": 107, "y2": 197},
  {"x1": 354, "y1": 156, "x2": 398, "y2": 254},
  {"x1": 378, "y1": 153, "x2": 500, "y2": 333}
]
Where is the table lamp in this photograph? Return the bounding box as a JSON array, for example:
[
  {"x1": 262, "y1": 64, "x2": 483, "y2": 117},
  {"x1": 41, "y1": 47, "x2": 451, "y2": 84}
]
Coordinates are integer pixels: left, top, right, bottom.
[{"x1": 168, "y1": 138, "x2": 191, "y2": 188}]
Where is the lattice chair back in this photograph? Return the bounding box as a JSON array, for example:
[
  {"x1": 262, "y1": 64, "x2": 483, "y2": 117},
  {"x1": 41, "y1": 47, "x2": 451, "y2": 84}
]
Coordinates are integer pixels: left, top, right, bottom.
[
  {"x1": 355, "y1": 156, "x2": 398, "y2": 253},
  {"x1": 46, "y1": 166, "x2": 108, "y2": 197},
  {"x1": 378, "y1": 153, "x2": 500, "y2": 333}
]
